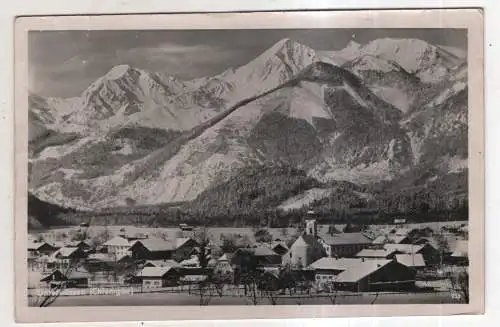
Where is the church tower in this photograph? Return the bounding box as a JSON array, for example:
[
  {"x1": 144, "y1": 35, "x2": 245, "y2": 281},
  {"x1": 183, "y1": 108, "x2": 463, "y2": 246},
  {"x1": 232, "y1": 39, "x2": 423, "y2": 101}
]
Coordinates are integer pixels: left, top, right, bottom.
[{"x1": 305, "y1": 218, "x2": 317, "y2": 237}]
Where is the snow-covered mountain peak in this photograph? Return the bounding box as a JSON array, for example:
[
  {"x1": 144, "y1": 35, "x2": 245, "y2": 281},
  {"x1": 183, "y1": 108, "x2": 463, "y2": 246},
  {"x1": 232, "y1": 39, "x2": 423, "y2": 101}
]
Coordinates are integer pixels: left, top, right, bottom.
[
  {"x1": 105, "y1": 64, "x2": 135, "y2": 80},
  {"x1": 254, "y1": 38, "x2": 316, "y2": 67}
]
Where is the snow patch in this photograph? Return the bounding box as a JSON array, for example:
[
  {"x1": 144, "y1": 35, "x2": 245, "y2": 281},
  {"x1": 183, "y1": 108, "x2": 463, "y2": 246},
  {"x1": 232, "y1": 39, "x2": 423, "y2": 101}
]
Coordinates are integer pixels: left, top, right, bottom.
[
  {"x1": 278, "y1": 188, "x2": 335, "y2": 211},
  {"x1": 370, "y1": 86, "x2": 410, "y2": 113}
]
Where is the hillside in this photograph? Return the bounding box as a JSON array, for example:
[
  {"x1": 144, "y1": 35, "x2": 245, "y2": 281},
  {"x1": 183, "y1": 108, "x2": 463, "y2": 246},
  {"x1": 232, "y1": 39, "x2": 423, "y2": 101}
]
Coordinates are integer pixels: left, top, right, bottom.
[{"x1": 27, "y1": 193, "x2": 76, "y2": 229}]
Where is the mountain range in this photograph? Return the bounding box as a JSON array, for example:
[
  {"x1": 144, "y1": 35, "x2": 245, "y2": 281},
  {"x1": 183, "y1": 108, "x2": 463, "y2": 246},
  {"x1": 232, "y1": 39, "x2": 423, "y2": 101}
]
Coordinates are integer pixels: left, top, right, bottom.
[{"x1": 28, "y1": 37, "x2": 468, "y2": 214}]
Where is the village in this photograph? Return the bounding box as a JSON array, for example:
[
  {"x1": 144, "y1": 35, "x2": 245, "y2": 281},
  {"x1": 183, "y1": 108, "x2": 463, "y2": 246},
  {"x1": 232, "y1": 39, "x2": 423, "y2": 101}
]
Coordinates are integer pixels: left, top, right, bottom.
[{"x1": 27, "y1": 213, "x2": 470, "y2": 306}]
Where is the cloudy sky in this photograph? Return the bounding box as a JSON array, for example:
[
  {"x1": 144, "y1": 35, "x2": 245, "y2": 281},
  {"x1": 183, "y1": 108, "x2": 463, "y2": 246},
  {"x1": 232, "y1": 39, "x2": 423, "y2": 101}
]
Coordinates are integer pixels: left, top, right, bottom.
[{"x1": 29, "y1": 28, "x2": 466, "y2": 98}]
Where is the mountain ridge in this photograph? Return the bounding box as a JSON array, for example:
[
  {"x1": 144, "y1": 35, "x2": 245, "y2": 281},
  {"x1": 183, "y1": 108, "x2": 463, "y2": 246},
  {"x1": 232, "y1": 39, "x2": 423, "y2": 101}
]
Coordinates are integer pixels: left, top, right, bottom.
[{"x1": 28, "y1": 37, "x2": 468, "y2": 211}]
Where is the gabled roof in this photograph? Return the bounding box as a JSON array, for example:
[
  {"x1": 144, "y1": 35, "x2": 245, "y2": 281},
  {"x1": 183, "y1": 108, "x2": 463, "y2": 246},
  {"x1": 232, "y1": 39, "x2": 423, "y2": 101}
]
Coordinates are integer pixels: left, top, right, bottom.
[
  {"x1": 253, "y1": 246, "x2": 280, "y2": 257},
  {"x1": 144, "y1": 259, "x2": 181, "y2": 268},
  {"x1": 50, "y1": 247, "x2": 80, "y2": 259},
  {"x1": 319, "y1": 232, "x2": 373, "y2": 246},
  {"x1": 27, "y1": 240, "x2": 56, "y2": 251},
  {"x1": 65, "y1": 240, "x2": 91, "y2": 248},
  {"x1": 175, "y1": 237, "x2": 192, "y2": 249},
  {"x1": 355, "y1": 248, "x2": 398, "y2": 258},
  {"x1": 136, "y1": 238, "x2": 175, "y2": 252},
  {"x1": 41, "y1": 268, "x2": 91, "y2": 281},
  {"x1": 335, "y1": 260, "x2": 393, "y2": 283},
  {"x1": 234, "y1": 246, "x2": 280, "y2": 257},
  {"x1": 103, "y1": 236, "x2": 130, "y2": 247},
  {"x1": 139, "y1": 266, "x2": 175, "y2": 278},
  {"x1": 383, "y1": 243, "x2": 426, "y2": 254},
  {"x1": 395, "y1": 254, "x2": 426, "y2": 268},
  {"x1": 309, "y1": 257, "x2": 365, "y2": 271},
  {"x1": 295, "y1": 234, "x2": 324, "y2": 248},
  {"x1": 271, "y1": 241, "x2": 288, "y2": 250},
  {"x1": 66, "y1": 267, "x2": 91, "y2": 279}
]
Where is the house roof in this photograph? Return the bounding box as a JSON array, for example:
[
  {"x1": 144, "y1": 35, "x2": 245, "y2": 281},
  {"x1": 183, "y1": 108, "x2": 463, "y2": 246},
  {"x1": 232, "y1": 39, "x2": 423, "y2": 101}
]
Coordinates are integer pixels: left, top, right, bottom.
[
  {"x1": 27, "y1": 240, "x2": 55, "y2": 251},
  {"x1": 319, "y1": 232, "x2": 373, "y2": 246},
  {"x1": 309, "y1": 257, "x2": 365, "y2": 271},
  {"x1": 175, "y1": 237, "x2": 192, "y2": 249},
  {"x1": 41, "y1": 268, "x2": 91, "y2": 281},
  {"x1": 139, "y1": 266, "x2": 174, "y2": 278},
  {"x1": 66, "y1": 268, "x2": 91, "y2": 279},
  {"x1": 383, "y1": 243, "x2": 425, "y2": 254},
  {"x1": 103, "y1": 236, "x2": 130, "y2": 247},
  {"x1": 355, "y1": 248, "x2": 398, "y2": 258},
  {"x1": 335, "y1": 260, "x2": 393, "y2": 283},
  {"x1": 451, "y1": 240, "x2": 468, "y2": 257},
  {"x1": 50, "y1": 247, "x2": 80, "y2": 259},
  {"x1": 145, "y1": 259, "x2": 181, "y2": 268},
  {"x1": 65, "y1": 240, "x2": 91, "y2": 248},
  {"x1": 272, "y1": 241, "x2": 288, "y2": 249},
  {"x1": 395, "y1": 254, "x2": 426, "y2": 267},
  {"x1": 253, "y1": 246, "x2": 280, "y2": 257},
  {"x1": 137, "y1": 238, "x2": 175, "y2": 252}
]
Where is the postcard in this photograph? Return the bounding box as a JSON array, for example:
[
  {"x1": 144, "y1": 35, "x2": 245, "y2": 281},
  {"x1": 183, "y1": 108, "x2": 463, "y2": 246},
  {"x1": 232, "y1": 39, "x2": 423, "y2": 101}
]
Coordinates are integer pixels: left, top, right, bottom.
[{"x1": 14, "y1": 9, "x2": 484, "y2": 323}]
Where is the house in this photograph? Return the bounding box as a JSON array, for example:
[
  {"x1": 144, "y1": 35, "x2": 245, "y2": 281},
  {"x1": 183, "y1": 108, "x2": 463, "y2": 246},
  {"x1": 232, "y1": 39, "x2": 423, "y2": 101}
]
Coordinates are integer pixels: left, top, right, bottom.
[
  {"x1": 40, "y1": 268, "x2": 91, "y2": 288},
  {"x1": 173, "y1": 237, "x2": 200, "y2": 261},
  {"x1": 395, "y1": 254, "x2": 426, "y2": 269},
  {"x1": 318, "y1": 232, "x2": 373, "y2": 258},
  {"x1": 355, "y1": 248, "x2": 400, "y2": 260},
  {"x1": 231, "y1": 246, "x2": 282, "y2": 273},
  {"x1": 47, "y1": 246, "x2": 87, "y2": 270},
  {"x1": 27, "y1": 241, "x2": 59, "y2": 271},
  {"x1": 383, "y1": 243, "x2": 440, "y2": 265},
  {"x1": 103, "y1": 236, "x2": 132, "y2": 258},
  {"x1": 128, "y1": 238, "x2": 175, "y2": 260},
  {"x1": 282, "y1": 219, "x2": 326, "y2": 267},
  {"x1": 28, "y1": 240, "x2": 58, "y2": 257},
  {"x1": 450, "y1": 240, "x2": 468, "y2": 265},
  {"x1": 309, "y1": 257, "x2": 364, "y2": 284},
  {"x1": 139, "y1": 266, "x2": 180, "y2": 288},
  {"x1": 309, "y1": 257, "x2": 416, "y2": 292}
]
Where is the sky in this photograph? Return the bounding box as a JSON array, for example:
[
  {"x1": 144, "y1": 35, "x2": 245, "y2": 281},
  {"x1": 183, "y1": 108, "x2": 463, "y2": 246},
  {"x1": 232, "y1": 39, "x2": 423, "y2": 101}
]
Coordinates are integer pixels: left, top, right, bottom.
[{"x1": 28, "y1": 28, "x2": 467, "y2": 98}]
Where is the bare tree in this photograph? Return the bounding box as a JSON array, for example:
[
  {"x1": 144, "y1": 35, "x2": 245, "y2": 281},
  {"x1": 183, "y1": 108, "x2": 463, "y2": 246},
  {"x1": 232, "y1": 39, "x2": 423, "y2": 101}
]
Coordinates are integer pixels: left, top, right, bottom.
[{"x1": 370, "y1": 292, "x2": 380, "y2": 304}]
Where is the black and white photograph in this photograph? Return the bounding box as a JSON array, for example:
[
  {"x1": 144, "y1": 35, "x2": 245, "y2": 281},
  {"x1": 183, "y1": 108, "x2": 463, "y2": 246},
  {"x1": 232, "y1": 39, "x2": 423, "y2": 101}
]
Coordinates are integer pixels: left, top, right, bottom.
[{"x1": 15, "y1": 10, "x2": 484, "y2": 321}]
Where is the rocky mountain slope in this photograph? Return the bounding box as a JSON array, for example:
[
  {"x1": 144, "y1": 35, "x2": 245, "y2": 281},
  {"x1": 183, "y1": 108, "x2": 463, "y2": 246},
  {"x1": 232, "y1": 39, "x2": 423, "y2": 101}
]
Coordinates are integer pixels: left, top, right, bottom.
[{"x1": 28, "y1": 37, "x2": 468, "y2": 210}]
